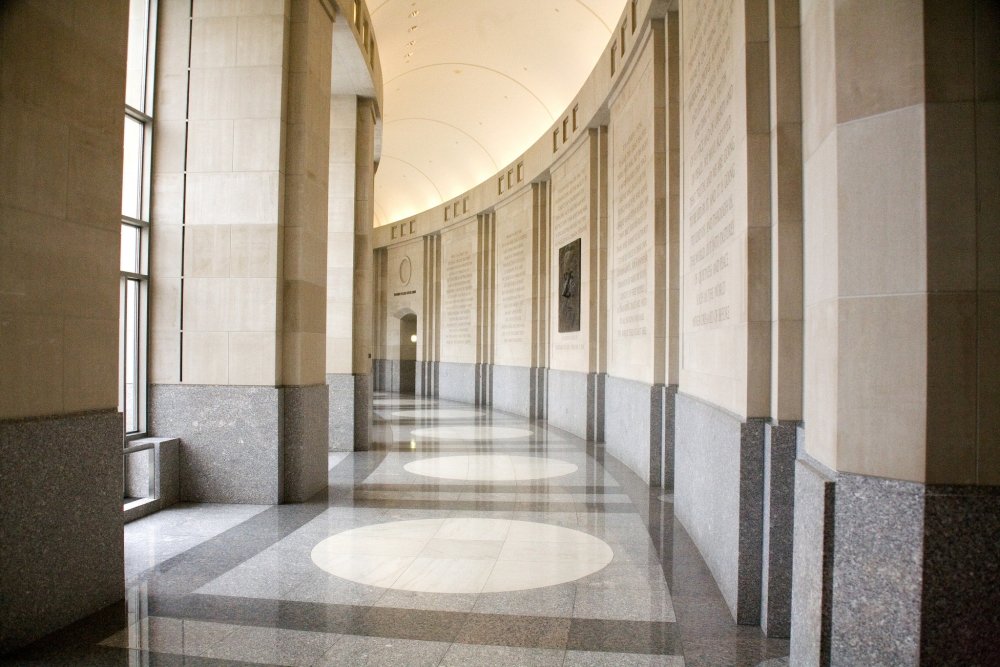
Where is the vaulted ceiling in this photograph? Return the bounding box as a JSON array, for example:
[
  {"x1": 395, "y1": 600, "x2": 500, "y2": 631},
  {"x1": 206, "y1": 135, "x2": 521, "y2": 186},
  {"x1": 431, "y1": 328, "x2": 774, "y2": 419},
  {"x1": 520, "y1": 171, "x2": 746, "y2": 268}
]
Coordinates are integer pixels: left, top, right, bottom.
[{"x1": 369, "y1": 0, "x2": 627, "y2": 226}]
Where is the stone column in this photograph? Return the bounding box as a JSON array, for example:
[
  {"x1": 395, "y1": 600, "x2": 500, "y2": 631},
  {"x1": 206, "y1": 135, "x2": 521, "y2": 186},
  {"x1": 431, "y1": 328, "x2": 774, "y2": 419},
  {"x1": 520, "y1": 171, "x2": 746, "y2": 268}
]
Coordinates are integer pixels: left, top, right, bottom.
[
  {"x1": 793, "y1": 1, "x2": 1000, "y2": 663},
  {"x1": 148, "y1": 0, "x2": 333, "y2": 503},
  {"x1": 0, "y1": 1, "x2": 127, "y2": 651},
  {"x1": 352, "y1": 97, "x2": 377, "y2": 448},
  {"x1": 674, "y1": 0, "x2": 772, "y2": 626},
  {"x1": 759, "y1": 0, "x2": 803, "y2": 639},
  {"x1": 327, "y1": 95, "x2": 359, "y2": 451}
]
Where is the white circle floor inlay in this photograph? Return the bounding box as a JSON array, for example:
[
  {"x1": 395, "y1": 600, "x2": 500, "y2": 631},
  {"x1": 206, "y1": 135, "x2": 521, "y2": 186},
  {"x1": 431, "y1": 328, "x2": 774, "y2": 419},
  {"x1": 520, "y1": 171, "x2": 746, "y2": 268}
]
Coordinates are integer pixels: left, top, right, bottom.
[
  {"x1": 310, "y1": 518, "x2": 613, "y2": 594},
  {"x1": 391, "y1": 409, "x2": 481, "y2": 419},
  {"x1": 410, "y1": 425, "x2": 532, "y2": 440},
  {"x1": 404, "y1": 454, "x2": 577, "y2": 481}
]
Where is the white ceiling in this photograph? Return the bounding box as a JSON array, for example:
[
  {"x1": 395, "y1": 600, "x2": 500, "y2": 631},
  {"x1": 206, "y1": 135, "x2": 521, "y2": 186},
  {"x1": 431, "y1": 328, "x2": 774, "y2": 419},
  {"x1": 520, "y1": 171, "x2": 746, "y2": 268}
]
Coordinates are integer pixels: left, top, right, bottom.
[{"x1": 369, "y1": 0, "x2": 627, "y2": 225}]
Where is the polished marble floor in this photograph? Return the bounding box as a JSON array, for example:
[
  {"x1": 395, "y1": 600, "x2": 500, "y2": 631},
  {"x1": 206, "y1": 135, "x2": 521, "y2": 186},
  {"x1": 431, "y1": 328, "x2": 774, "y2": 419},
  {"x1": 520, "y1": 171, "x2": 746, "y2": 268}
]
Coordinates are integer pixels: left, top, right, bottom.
[{"x1": 4, "y1": 393, "x2": 789, "y2": 666}]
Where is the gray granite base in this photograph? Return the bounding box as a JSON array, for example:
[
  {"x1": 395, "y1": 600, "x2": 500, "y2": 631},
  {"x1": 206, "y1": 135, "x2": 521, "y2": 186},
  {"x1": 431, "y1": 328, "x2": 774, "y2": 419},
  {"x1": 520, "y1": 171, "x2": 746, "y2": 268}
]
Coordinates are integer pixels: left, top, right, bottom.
[
  {"x1": 830, "y1": 473, "x2": 924, "y2": 665},
  {"x1": 438, "y1": 361, "x2": 477, "y2": 404},
  {"x1": 492, "y1": 364, "x2": 532, "y2": 417},
  {"x1": 372, "y1": 358, "x2": 385, "y2": 390},
  {"x1": 761, "y1": 420, "x2": 797, "y2": 638},
  {"x1": 150, "y1": 384, "x2": 282, "y2": 503},
  {"x1": 352, "y1": 373, "x2": 371, "y2": 450},
  {"x1": 417, "y1": 360, "x2": 438, "y2": 397},
  {"x1": 0, "y1": 409, "x2": 125, "y2": 653},
  {"x1": 150, "y1": 384, "x2": 333, "y2": 504},
  {"x1": 789, "y1": 456, "x2": 835, "y2": 667},
  {"x1": 381, "y1": 359, "x2": 401, "y2": 393},
  {"x1": 674, "y1": 393, "x2": 764, "y2": 624},
  {"x1": 475, "y1": 362, "x2": 493, "y2": 406},
  {"x1": 546, "y1": 368, "x2": 590, "y2": 440},
  {"x1": 124, "y1": 437, "x2": 181, "y2": 523},
  {"x1": 282, "y1": 384, "x2": 328, "y2": 502},
  {"x1": 603, "y1": 376, "x2": 668, "y2": 485},
  {"x1": 531, "y1": 366, "x2": 547, "y2": 419},
  {"x1": 791, "y1": 461, "x2": 1000, "y2": 665},
  {"x1": 327, "y1": 372, "x2": 371, "y2": 451},
  {"x1": 586, "y1": 371, "x2": 605, "y2": 442},
  {"x1": 662, "y1": 385, "x2": 677, "y2": 490},
  {"x1": 327, "y1": 373, "x2": 355, "y2": 452},
  {"x1": 920, "y1": 485, "x2": 1000, "y2": 665}
]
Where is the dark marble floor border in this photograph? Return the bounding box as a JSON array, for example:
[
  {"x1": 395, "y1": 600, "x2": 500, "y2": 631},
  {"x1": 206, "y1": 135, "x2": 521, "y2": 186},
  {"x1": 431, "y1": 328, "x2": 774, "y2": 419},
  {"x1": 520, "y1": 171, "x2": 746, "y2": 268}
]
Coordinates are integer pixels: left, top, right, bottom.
[
  {"x1": 339, "y1": 498, "x2": 638, "y2": 513},
  {"x1": 147, "y1": 594, "x2": 682, "y2": 655},
  {"x1": 357, "y1": 483, "x2": 622, "y2": 494},
  {"x1": 129, "y1": 452, "x2": 387, "y2": 596}
]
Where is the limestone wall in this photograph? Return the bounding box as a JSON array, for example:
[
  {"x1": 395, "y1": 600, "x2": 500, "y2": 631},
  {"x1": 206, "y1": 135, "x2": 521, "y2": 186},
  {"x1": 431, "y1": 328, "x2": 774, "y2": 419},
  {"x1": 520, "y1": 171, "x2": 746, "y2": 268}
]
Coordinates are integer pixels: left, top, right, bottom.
[
  {"x1": 548, "y1": 136, "x2": 595, "y2": 374},
  {"x1": 439, "y1": 218, "x2": 480, "y2": 365},
  {"x1": 494, "y1": 189, "x2": 534, "y2": 367},
  {"x1": 607, "y1": 26, "x2": 665, "y2": 386}
]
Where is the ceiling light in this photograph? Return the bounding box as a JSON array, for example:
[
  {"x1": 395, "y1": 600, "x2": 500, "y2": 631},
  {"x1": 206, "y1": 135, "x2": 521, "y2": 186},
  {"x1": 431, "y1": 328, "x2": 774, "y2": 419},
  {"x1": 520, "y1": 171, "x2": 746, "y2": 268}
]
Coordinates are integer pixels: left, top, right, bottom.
[
  {"x1": 408, "y1": 25, "x2": 418, "y2": 32},
  {"x1": 409, "y1": 9, "x2": 420, "y2": 17}
]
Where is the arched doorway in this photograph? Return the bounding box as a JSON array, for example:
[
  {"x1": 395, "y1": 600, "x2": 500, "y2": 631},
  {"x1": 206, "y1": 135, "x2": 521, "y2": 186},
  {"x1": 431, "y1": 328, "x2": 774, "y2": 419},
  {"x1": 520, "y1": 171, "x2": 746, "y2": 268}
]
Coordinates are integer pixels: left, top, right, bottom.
[{"x1": 399, "y1": 313, "x2": 417, "y2": 394}]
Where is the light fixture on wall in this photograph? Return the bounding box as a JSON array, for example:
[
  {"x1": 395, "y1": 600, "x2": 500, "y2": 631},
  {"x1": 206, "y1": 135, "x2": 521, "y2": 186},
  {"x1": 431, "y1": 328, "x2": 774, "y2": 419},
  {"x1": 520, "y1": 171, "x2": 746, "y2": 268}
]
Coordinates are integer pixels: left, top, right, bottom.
[{"x1": 410, "y1": 334, "x2": 418, "y2": 343}]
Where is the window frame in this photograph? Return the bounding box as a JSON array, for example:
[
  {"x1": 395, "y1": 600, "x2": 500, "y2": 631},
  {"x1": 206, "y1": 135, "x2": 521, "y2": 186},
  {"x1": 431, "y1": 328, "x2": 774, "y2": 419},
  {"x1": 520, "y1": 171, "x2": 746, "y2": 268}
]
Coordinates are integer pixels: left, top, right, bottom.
[{"x1": 120, "y1": 0, "x2": 157, "y2": 443}]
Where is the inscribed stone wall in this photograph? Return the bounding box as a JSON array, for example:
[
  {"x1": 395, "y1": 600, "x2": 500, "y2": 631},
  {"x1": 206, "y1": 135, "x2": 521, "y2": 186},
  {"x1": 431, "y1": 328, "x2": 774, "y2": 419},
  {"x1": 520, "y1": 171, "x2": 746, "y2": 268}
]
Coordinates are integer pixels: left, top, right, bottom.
[
  {"x1": 549, "y1": 138, "x2": 593, "y2": 373},
  {"x1": 494, "y1": 189, "x2": 533, "y2": 367},
  {"x1": 384, "y1": 240, "x2": 423, "y2": 356},
  {"x1": 439, "y1": 220, "x2": 479, "y2": 364},
  {"x1": 609, "y1": 35, "x2": 657, "y2": 385},
  {"x1": 680, "y1": 0, "x2": 751, "y2": 416}
]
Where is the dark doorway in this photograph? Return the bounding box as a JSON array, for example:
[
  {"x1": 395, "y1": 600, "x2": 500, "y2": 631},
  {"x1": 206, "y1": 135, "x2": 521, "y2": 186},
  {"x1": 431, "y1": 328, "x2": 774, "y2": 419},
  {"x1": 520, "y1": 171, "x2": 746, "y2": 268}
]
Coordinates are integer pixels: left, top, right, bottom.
[{"x1": 399, "y1": 314, "x2": 417, "y2": 394}]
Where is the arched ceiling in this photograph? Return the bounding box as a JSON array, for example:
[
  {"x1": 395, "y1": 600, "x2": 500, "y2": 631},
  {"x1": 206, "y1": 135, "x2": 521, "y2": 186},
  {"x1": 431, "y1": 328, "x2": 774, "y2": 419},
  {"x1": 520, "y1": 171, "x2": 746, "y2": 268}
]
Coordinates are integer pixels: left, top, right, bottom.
[{"x1": 370, "y1": 0, "x2": 627, "y2": 226}]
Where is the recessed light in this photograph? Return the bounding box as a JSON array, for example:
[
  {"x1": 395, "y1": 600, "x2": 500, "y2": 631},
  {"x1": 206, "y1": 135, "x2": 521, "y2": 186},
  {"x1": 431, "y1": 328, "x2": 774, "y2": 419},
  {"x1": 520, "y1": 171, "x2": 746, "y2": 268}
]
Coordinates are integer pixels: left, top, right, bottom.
[
  {"x1": 408, "y1": 25, "x2": 418, "y2": 31},
  {"x1": 409, "y1": 9, "x2": 419, "y2": 17}
]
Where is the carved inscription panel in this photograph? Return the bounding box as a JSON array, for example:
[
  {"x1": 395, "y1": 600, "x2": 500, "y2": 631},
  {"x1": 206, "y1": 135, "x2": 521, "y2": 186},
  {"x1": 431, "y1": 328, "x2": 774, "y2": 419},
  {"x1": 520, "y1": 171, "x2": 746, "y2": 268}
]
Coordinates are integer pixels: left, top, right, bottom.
[
  {"x1": 494, "y1": 190, "x2": 532, "y2": 366},
  {"x1": 549, "y1": 139, "x2": 591, "y2": 371},
  {"x1": 608, "y1": 36, "x2": 659, "y2": 383},
  {"x1": 440, "y1": 222, "x2": 477, "y2": 362},
  {"x1": 683, "y1": 0, "x2": 738, "y2": 333},
  {"x1": 681, "y1": 0, "x2": 754, "y2": 414},
  {"x1": 612, "y1": 38, "x2": 654, "y2": 350}
]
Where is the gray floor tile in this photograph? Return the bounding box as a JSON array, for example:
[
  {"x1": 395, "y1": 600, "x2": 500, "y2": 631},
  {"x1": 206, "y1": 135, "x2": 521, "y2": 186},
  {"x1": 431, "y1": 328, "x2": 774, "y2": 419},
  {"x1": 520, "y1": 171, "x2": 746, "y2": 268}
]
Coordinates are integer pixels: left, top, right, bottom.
[
  {"x1": 440, "y1": 642, "x2": 565, "y2": 666},
  {"x1": 314, "y1": 635, "x2": 451, "y2": 667}
]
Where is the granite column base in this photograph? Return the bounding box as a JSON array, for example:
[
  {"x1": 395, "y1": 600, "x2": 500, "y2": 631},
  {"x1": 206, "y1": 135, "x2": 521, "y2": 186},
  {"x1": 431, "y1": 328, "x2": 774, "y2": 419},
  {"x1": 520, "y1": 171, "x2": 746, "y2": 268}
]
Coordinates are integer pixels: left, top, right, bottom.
[
  {"x1": 790, "y1": 455, "x2": 1000, "y2": 665},
  {"x1": 790, "y1": 455, "x2": 836, "y2": 666},
  {"x1": 475, "y1": 362, "x2": 493, "y2": 406},
  {"x1": 0, "y1": 409, "x2": 125, "y2": 652},
  {"x1": 760, "y1": 420, "x2": 798, "y2": 638},
  {"x1": 530, "y1": 366, "x2": 547, "y2": 419},
  {"x1": 586, "y1": 372, "x2": 605, "y2": 442},
  {"x1": 352, "y1": 373, "x2": 371, "y2": 450},
  {"x1": 416, "y1": 360, "x2": 438, "y2": 397},
  {"x1": 327, "y1": 373, "x2": 355, "y2": 451},
  {"x1": 830, "y1": 473, "x2": 1000, "y2": 666},
  {"x1": 149, "y1": 384, "x2": 328, "y2": 504}
]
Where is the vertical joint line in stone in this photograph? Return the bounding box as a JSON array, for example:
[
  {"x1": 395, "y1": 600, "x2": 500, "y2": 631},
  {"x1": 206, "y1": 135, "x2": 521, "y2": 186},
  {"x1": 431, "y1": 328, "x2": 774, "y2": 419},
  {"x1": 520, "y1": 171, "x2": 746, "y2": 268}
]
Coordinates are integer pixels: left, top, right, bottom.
[{"x1": 177, "y1": 0, "x2": 195, "y2": 383}]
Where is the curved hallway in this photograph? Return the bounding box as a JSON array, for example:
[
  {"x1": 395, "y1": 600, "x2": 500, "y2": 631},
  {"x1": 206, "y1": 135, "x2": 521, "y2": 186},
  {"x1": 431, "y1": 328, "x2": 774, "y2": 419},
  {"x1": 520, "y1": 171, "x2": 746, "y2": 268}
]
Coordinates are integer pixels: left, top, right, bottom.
[{"x1": 6, "y1": 394, "x2": 788, "y2": 666}]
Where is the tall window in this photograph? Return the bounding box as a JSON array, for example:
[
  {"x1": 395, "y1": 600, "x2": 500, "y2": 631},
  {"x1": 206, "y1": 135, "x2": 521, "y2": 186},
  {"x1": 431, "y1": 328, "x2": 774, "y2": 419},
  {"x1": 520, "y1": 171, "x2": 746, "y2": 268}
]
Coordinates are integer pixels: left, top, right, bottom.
[{"x1": 121, "y1": 0, "x2": 156, "y2": 438}]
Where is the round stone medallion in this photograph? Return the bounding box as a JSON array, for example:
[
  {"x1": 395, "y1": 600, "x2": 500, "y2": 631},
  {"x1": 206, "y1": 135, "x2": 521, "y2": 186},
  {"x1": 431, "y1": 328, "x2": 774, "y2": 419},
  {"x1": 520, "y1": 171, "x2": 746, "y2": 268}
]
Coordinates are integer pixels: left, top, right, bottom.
[
  {"x1": 410, "y1": 425, "x2": 532, "y2": 441},
  {"x1": 310, "y1": 518, "x2": 613, "y2": 593},
  {"x1": 404, "y1": 454, "x2": 577, "y2": 481}
]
